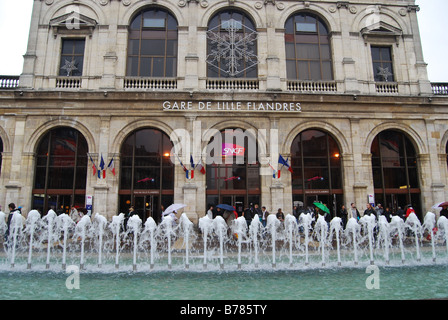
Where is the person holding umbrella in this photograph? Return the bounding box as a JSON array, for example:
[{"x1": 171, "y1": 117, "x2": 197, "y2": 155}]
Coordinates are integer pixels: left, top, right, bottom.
[{"x1": 440, "y1": 203, "x2": 448, "y2": 219}]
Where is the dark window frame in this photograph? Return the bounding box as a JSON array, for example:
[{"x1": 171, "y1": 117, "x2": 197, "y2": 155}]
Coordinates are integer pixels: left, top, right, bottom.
[
  {"x1": 127, "y1": 8, "x2": 178, "y2": 78},
  {"x1": 285, "y1": 12, "x2": 333, "y2": 81},
  {"x1": 59, "y1": 38, "x2": 86, "y2": 77}
]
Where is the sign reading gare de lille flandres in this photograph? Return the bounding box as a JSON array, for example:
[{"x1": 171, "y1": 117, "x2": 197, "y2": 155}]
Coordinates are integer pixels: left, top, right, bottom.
[{"x1": 162, "y1": 100, "x2": 302, "y2": 112}]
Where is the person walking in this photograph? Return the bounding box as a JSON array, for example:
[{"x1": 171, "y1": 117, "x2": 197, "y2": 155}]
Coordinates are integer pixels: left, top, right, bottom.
[
  {"x1": 350, "y1": 203, "x2": 360, "y2": 221},
  {"x1": 5, "y1": 203, "x2": 21, "y2": 242},
  {"x1": 261, "y1": 206, "x2": 269, "y2": 227}
]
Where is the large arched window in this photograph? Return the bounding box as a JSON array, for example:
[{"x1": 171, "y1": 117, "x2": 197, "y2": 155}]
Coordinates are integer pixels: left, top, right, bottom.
[
  {"x1": 33, "y1": 127, "x2": 88, "y2": 214},
  {"x1": 285, "y1": 12, "x2": 333, "y2": 80},
  {"x1": 291, "y1": 129, "x2": 342, "y2": 214},
  {"x1": 371, "y1": 130, "x2": 421, "y2": 217},
  {"x1": 127, "y1": 8, "x2": 178, "y2": 77},
  {"x1": 206, "y1": 129, "x2": 260, "y2": 215},
  {"x1": 119, "y1": 128, "x2": 174, "y2": 222},
  {"x1": 207, "y1": 10, "x2": 258, "y2": 78}
]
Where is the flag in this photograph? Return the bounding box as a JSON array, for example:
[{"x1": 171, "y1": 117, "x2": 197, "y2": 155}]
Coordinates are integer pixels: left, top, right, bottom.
[
  {"x1": 89, "y1": 155, "x2": 97, "y2": 177},
  {"x1": 175, "y1": 154, "x2": 187, "y2": 172},
  {"x1": 108, "y1": 158, "x2": 116, "y2": 176},
  {"x1": 99, "y1": 154, "x2": 106, "y2": 179},
  {"x1": 269, "y1": 162, "x2": 280, "y2": 179},
  {"x1": 190, "y1": 155, "x2": 195, "y2": 169},
  {"x1": 196, "y1": 160, "x2": 206, "y2": 175},
  {"x1": 186, "y1": 169, "x2": 194, "y2": 180},
  {"x1": 279, "y1": 155, "x2": 293, "y2": 173}
]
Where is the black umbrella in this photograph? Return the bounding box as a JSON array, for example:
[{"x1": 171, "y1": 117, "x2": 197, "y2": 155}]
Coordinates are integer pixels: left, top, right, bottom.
[{"x1": 216, "y1": 204, "x2": 235, "y2": 212}]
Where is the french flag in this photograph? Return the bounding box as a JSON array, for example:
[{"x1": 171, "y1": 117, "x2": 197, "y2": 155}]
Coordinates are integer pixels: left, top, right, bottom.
[
  {"x1": 108, "y1": 158, "x2": 116, "y2": 176},
  {"x1": 99, "y1": 154, "x2": 106, "y2": 179},
  {"x1": 279, "y1": 155, "x2": 293, "y2": 173},
  {"x1": 186, "y1": 169, "x2": 194, "y2": 180}
]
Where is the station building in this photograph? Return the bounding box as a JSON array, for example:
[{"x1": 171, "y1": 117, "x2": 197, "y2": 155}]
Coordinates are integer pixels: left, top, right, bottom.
[{"x1": 0, "y1": 0, "x2": 447, "y2": 223}]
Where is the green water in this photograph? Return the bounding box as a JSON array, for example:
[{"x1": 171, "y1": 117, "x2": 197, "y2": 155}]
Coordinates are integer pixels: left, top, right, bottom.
[{"x1": 1, "y1": 264, "x2": 447, "y2": 300}]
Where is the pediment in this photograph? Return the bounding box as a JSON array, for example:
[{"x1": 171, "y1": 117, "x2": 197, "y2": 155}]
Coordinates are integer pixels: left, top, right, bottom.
[
  {"x1": 50, "y1": 12, "x2": 97, "y2": 37},
  {"x1": 361, "y1": 21, "x2": 402, "y2": 36},
  {"x1": 361, "y1": 21, "x2": 402, "y2": 46}
]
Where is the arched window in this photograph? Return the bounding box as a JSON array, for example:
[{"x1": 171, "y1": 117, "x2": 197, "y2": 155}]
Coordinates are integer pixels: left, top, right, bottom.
[
  {"x1": 206, "y1": 129, "x2": 260, "y2": 216},
  {"x1": 207, "y1": 10, "x2": 258, "y2": 78},
  {"x1": 291, "y1": 129, "x2": 342, "y2": 214},
  {"x1": 33, "y1": 127, "x2": 88, "y2": 214},
  {"x1": 127, "y1": 8, "x2": 178, "y2": 77},
  {"x1": 285, "y1": 12, "x2": 333, "y2": 80},
  {"x1": 371, "y1": 130, "x2": 421, "y2": 217},
  {"x1": 119, "y1": 128, "x2": 174, "y2": 222}
]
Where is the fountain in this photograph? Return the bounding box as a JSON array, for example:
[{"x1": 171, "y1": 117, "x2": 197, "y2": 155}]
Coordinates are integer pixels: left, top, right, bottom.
[
  {"x1": 56, "y1": 213, "x2": 75, "y2": 270},
  {"x1": 25, "y1": 210, "x2": 41, "y2": 269},
  {"x1": 285, "y1": 214, "x2": 298, "y2": 267},
  {"x1": 110, "y1": 213, "x2": 125, "y2": 269},
  {"x1": 198, "y1": 215, "x2": 213, "y2": 269},
  {"x1": 360, "y1": 214, "x2": 376, "y2": 265},
  {"x1": 75, "y1": 215, "x2": 92, "y2": 270},
  {"x1": 314, "y1": 215, "x2": 328, "y2": 267},
  {"x1": 94, "y1": 213, "x2": 108, "y2": 268},
  {"x1": 42, "y1": 210, "x2": 57, "y2": 269},
  {"x1": 2, "y1": 207, "x2": 448, "y2": 274},
  {"x1": 8, "y1": 212, "x2": 24, "y2": 268},
  {"x1": 127, "y1": 215, "x2": 142, "y2": 271},
  {"x1": 213, "y1": 216, "x2": 228, "y2": 269},
  {"x1": 377, "y1": 215, "x2": 391, "y2": 265},
  {"x1": 234, "y1": 217, "x2": 247, "y2": 269},
  {"x1": 390, "y1": 216, "x2": 406, "y2": 264},
  {"x1": 329, "y1": 217, "x2": 343, "y2": 266},
  {"x1": 437, "y1": 216, "x2": 448, "y2": 256},
  {"x1": 423, "y1": 212, "x2": 437, "y2": 262},
  {"x1": 405, "y1": 213, "x2": 422, "y2": 262},
  {"x1": 0, "y1": 211, "x2": 6, "y2": 237},
  {"x1": 141, "y1": 217, "x2": 157, "y2": 269},
  {"x1": 345, "y1": 217, "x2": 361, "y2": 266},
  {"x1": 249, "y1": 215, "x2": 262, "y2": 268},
  {"x1": 179, "y1": 214, "x2": 194, "y2": 269},
  {"x1": 299, "y1": 213, "x2": 314, "y2": 266},
  {"x1": 159, "y1": 215, "x2": 175, "y2": 270},
  {"x1": 266, "y1": 215, "x2": 280, "y2": 268}
]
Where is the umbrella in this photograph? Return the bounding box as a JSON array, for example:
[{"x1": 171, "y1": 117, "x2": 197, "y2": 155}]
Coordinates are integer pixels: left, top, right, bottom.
[
  {"x1": 164, "y1": 204, "x2": 187, "y2": 215},
  {"x1": 431, "y1": 202, "x2": 444, "y2": 209},
  {"x1": 438, "y1": 202, "x2": 448, "y2": 208},
  {"x1": 216, "y1": 204, "x2": 235, "y2": 212},
  {"x1": 313, "y1": 202, "x2": 330, "y2": 214}
]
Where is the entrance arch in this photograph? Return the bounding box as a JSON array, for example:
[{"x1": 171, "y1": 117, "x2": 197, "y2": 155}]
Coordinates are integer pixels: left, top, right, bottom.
[
  {"x1": 290, "y1": 129, "x2": 343, "y2": 216},
  {"x1": 33, "y1": 127, "x2": 88, "y2": 214},
  {"x1": 119, "y1": 128, "x2": 174, "y2": 223},
  {"x1": 371, "y1": 129, "x2": 422, "y2": 218},
  {"x1": 205, "y1": 128, "x2": 261, "y2": 217}
]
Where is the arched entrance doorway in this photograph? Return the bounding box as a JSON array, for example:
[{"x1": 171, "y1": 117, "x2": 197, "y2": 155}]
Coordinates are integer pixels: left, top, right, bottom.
[
  {"x1": 290, "y1": 129, "x2": 343, "y2": 216},
  {"x1": 119, "y1": 128, "x2": 174, "y2": 223},
  {"x1": 206, "y1": 129, "x2": 261, "y2": 216},
  {"x1": 371, "y1": 130, "x2": 422, "y2": 218},
  {"x1": 33, "y1": 127, "x2": 88, "y2": 214}
]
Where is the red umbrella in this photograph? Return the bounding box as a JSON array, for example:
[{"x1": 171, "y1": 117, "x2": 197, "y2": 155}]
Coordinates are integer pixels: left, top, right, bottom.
[{"x1": 439, "y1": 202, "x2": 448, "y2": 207}]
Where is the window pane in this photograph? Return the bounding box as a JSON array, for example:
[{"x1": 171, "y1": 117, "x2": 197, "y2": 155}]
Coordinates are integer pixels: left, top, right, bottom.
[
  {"x1": 296, "y1": 22, "x2": 317, "y2": 33},
  {"x1": 140, "y1": 58, "x2": 152, "y2": 77},
  {"x1": 286, "y1": 60, "x2": 297, "y2": 79},
  {"x1": 143, "y1": 18, "x2": 165, "y2": 28},
  {"x1": 153, "y1": 58, "x2": 164, "y2": 77},
  {"x1": 127, "y1": 56, "x2": 139, "y2": 76}
]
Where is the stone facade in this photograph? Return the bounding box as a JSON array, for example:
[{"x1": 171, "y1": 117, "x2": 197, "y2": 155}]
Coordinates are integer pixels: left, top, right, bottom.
[{"x1": 0, "y1": 0, "x2": 447, "y2": 223}]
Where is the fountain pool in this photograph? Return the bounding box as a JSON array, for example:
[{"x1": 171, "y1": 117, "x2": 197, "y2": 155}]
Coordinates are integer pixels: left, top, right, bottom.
[
  {"x1": 1, "y1": 211, "x2": 448, "y2": 300},
  {"x1": 0, "y1": 264, "x2": 447, "y2": 300}
]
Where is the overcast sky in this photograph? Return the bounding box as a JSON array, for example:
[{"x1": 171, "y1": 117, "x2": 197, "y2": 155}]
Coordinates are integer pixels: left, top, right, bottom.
[{"x1": 0, "y1": 0, "x2": 446, "y2": 82}]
